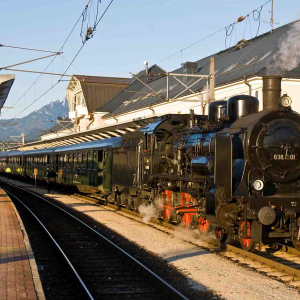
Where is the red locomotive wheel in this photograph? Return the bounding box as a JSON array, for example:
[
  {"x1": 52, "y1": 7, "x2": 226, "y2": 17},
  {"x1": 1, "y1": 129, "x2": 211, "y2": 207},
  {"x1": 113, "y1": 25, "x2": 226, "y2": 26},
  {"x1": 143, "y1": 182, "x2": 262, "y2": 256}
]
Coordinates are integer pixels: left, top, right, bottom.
[
  {"x1": 182, "y1": 213, "x2": 194, "y2": 228},
  {"x1": 239, "y1": 221, "x2": 257, "y2": 252},
  {"x1": 163, "y1": 208, "x2": 174, "y2": 223},
  {"x1": 214, "y1": 227, "x2": 228, "y2": 243},
  {"x1": 293, "y1": 241, "x2": 300, "y2": 252},
  {"x1": 197, "y1": 216, "x2": 212, "y2": 235}
]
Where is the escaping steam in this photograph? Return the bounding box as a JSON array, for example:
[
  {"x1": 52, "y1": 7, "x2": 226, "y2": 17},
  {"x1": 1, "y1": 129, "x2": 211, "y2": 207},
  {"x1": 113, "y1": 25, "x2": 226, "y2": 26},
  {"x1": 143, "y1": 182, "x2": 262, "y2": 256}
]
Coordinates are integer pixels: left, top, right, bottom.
[
  {"x1": 138, "y1": 196, "x2": 163, "y2": 223},
  {"x1": 273, "y1": 21, "x2": 300, "y2": 71}
]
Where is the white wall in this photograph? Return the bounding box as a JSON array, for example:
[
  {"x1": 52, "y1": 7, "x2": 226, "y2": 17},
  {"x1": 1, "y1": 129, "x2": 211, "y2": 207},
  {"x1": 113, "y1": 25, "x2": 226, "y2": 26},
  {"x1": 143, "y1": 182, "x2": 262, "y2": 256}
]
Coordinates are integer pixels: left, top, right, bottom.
[{"x1": 103, "y1": 77, "x2": 300, "y2": 126}]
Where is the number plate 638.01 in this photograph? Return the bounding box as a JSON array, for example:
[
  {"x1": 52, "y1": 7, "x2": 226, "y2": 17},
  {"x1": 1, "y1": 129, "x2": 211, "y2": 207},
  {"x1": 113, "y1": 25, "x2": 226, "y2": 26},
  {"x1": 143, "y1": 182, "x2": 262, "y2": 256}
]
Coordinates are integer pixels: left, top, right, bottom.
[{"x1": 272, "y1": 154, "x2": 298, "y2": 160}]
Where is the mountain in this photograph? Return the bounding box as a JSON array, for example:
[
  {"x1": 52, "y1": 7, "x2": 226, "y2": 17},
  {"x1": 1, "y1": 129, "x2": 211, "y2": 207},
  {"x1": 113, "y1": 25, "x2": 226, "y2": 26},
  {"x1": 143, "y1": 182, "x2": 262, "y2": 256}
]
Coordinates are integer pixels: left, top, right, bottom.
[{"x1": 0, "y1": 98, "x2": 69, "y2": 142}]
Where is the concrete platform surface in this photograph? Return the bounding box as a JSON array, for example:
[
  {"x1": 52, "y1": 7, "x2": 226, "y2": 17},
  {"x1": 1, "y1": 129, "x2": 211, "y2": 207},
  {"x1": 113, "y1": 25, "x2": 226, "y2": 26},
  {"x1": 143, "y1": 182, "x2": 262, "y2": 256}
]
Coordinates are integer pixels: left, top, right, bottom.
[{"x1": 0, "y1": 188, "x2": 44, "y2": 300}]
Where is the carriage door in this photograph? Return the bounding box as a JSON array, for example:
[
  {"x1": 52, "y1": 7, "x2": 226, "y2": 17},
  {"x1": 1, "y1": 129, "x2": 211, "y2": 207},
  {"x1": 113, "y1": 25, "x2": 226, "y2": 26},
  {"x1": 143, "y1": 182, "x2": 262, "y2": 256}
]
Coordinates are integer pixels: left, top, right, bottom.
[
  {"x1": 19, "y1": 156, "x2": 22, "y2": 174},
  {"x1": 23, "y1": 156, "x2": 27, "y2": 175},
  {"x1": 104, "y1": 150, "x2": 113, "y2": 192},
  {"x1": 55, "y1": 154, "x2": 59, "y2": 172},
  {"x1": 97, "y1": 150, "x2": 104, "y2": 188},
  {"x1": 142, "y1": 134, "x2": 152, "y2": 185}
]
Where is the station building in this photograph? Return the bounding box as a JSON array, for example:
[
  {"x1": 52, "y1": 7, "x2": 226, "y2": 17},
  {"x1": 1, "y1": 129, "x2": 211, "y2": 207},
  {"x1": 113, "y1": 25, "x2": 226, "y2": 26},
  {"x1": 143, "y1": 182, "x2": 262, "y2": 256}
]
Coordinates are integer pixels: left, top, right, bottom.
[
  {"x1": 19, "y1": 19, "x2": 300, "y2": 150},
  {"x1": 66, "y1": 75, "x2": 130, "y2": 132},
  {"x1": 97, "y1": 19, "x2": 300, "y2": 126},
  {"x1": 40, "y1": 117, "x2": 74, "y2": 141}
]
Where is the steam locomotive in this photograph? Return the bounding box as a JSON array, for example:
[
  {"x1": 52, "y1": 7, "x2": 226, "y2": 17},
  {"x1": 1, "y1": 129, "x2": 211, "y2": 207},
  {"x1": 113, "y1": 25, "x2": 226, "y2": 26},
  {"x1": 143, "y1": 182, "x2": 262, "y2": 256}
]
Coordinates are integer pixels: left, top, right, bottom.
[{"x1": 1, "y1": 75, "x2": 300, "y2": 252}]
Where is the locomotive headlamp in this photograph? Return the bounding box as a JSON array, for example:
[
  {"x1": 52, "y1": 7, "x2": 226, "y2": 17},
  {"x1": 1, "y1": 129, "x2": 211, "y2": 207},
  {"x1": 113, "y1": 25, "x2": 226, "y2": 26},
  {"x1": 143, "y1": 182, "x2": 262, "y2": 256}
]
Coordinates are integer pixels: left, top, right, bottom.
[
  {"x1": 280, "y1": 94, "x2": 292, "y2": 108},
  {"x1": 253, "y1": 179, "x2": 264, "y2": 191}
]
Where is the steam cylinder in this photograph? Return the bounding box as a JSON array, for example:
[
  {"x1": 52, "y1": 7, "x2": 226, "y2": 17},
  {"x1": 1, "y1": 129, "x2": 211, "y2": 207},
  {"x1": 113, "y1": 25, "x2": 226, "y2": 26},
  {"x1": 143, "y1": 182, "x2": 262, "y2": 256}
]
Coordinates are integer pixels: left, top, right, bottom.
[{"x1": 262, "y1": 76, "x2": 282, "y2": 110}]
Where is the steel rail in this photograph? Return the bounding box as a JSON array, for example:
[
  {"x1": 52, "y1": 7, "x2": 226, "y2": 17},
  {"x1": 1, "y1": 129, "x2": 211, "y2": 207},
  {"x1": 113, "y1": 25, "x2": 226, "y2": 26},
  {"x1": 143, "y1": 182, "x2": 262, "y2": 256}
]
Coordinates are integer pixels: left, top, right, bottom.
[
  {"x1": 4, "y1": 189, "x2": 94, "y2": 300},
  {"x1": 76, "y1": 194, "x2": 300, "y2": 282},
  {"x1": 2, "y1": 181, "x2": 188, "y2": 300}
]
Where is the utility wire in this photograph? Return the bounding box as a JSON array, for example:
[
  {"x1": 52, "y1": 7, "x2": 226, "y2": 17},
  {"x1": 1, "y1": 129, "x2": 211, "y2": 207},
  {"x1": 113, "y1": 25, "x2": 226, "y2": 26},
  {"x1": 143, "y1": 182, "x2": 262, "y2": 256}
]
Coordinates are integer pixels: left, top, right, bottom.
[
  {"x1": 2, "y1": 0, "x2": 114, "y2": 128},
  {"x1": 1, "y1": 0, "x2": 92, "y2": 116},
  {"x1": 155, "y1": 0, "x2": 271, "y2": 65},
  {"x1": 59, "y1": 0, "x2": 114, "y2": 82}
]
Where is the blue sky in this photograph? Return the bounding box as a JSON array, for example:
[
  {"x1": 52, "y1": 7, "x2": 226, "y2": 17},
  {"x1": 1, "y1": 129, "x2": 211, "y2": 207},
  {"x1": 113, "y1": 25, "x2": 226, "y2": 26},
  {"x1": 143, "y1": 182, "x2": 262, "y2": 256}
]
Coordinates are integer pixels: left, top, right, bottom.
[{"x1": 0, "y1": 0, "x2": 299, "y2": 120}]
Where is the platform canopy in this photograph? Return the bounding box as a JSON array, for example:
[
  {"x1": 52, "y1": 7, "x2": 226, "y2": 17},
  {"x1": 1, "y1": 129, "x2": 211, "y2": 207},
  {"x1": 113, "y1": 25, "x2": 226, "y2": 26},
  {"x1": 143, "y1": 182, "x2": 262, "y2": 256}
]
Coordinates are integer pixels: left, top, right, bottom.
[{"x1": 0, "y1": 74, "x2": 15, "y2": 112}]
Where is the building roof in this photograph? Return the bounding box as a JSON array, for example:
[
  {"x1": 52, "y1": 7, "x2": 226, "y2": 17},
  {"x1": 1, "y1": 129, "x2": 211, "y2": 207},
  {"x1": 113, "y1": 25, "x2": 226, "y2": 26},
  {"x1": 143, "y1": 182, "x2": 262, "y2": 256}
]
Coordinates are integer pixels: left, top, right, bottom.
[
  {"x1": 102, "y1": 20, "x2": 300, "y2": 119},
  {"x1": 74, "y1": 75, "x2": 131, "y2": 85},
  {"x1": 16, "y1": 117, "x2": 156, "y2": 151},
  {"x1": 40, "y1": 118, "x2": 73, "y2": 137},
  {"x1": 67, "y1": 75, "x2": 131, "y2": 114},
  {"x1": 55, "y1": 137, "x2": 122, "y2": 153},
  {"x1": 0, "y1": 74, "x2": 15, "y2": 111},
  {"x1": 96, "y1": 65, "x2": 166, "y2": 113}
]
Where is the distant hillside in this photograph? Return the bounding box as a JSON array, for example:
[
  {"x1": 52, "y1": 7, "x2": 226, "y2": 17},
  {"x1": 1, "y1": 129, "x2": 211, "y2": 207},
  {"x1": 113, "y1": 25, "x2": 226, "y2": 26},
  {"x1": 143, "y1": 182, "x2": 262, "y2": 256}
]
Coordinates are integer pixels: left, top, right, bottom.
[{"x1": 0, "y1": 99, "x2": 69, "y2": 142}]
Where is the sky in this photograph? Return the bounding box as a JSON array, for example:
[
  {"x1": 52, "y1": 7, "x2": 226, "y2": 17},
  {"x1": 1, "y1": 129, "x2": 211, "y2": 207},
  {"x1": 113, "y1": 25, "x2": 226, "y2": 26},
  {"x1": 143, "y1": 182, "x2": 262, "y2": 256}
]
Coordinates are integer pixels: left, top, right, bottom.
[{"x1": 0, "y1": 0, "x2": 299, "y2": 120}]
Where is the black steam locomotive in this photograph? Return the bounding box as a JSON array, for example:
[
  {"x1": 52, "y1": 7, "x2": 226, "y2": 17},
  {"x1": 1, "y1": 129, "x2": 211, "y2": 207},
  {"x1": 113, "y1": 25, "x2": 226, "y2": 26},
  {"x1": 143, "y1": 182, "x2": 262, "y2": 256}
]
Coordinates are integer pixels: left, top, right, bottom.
[{"x1": 1, "y1": 76, "x2": 300, "y2": 252}]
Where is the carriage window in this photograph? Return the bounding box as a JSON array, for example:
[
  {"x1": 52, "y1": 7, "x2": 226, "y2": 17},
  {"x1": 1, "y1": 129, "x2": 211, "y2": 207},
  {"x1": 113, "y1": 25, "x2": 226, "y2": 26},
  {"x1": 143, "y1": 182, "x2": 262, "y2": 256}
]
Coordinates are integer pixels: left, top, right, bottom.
[
  {"x1": 68, "y1": 154, "x2": 72, "y2": 166},
  {"x1": 78, "y1": 153, "x2": 82, "y2": 167},
  {"x1": 87, "y1": 152, "x2": 92, "y2": 168},
  {"x1": 93, "y1": 152, "x2": 97, "y2": 168},
  {"x1": 82, "y1": 153, "x2": 87, "y2": 168},
  {"x1": 64, "y1": 154, "x2": 67, "y2": 165},
  {"x1": 73, "y1": 153, "x2": 77, "y2": 167}
]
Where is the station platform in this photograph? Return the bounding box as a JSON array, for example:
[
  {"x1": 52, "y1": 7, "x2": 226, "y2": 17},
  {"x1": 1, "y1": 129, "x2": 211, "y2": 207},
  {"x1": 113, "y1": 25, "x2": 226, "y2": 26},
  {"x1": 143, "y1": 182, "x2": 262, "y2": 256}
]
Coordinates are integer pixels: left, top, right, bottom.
[{"x1": 0, "y1": 188, "x2": 44, "y2": 300}]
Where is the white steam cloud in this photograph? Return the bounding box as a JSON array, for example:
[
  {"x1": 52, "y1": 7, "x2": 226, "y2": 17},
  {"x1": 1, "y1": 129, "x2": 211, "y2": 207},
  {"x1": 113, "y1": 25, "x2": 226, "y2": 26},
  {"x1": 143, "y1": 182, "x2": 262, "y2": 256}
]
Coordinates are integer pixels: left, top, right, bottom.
[
  {"x1": 274, "y1": 21, "x2": 300, "y2": 71},
  {"x1": 138, "y1": 196, "x2": 163, "y2": 223}
]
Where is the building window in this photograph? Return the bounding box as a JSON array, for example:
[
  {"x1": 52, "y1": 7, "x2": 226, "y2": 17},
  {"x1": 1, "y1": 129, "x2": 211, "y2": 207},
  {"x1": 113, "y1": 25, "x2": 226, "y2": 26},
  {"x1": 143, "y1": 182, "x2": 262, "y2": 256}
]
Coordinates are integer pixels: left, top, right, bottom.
[{"x1": 81, "y1": 94, "x2": 86, "y2": 107}]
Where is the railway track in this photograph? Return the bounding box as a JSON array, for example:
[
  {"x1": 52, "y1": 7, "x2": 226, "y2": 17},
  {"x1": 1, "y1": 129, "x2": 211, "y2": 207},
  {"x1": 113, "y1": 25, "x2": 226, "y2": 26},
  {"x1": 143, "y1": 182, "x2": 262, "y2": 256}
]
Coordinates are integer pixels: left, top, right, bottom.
[
  {"x1": 1, "y1": 181, "x2": 188, "y2": 300},
  {"x1": 73, "y1": 193, "x2": 300, "y2": 289}
]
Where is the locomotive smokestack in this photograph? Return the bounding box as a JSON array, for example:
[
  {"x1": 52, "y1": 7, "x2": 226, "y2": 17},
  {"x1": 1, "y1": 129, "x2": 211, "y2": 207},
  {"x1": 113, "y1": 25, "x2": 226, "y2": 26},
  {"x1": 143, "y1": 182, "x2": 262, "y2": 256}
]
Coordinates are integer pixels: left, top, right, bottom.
[{"x1": 262, "y1": 76, "x2": 282, "y2": 110}]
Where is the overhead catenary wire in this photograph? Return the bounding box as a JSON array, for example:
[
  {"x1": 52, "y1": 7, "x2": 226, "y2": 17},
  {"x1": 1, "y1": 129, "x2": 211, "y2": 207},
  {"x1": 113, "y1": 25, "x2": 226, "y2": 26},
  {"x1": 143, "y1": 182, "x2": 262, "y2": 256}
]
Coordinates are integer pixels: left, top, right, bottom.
[
  {"x1": 1, "y1": 0, "x2": 93, "y2": 116},
  {"x1": 156, "y1": 0, "x2": 272, "y2": 65},
  {"x1": 59, "y1": 0, "x2": 114, "y2": 81},
  {"x1": 1, "y1": 0, "x2": 271, "y2": 127},
  {"x1": 1, "y1": 0, "x2": 115, "y2": 128}
]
